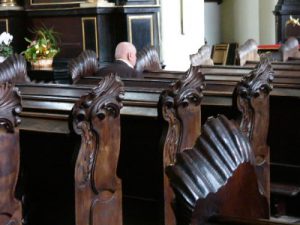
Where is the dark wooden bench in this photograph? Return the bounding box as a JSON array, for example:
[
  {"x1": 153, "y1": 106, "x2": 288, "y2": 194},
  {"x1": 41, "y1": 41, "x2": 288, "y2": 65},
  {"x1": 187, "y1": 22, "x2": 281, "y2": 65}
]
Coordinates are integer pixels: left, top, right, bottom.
[
  {"x1": 17, "y1": 75, "x2": 124, "y2": 225},
  {"x1": 140, "y1": 62, "x2": 300, "y2": 220},
  {"x1": 16, "y1": 55, "x2": 300, "y2": 224},
  {"x1": 166, "y1": 115, "x2": 269, "y2": 225},
  {"x1": 166, "y1": 115, "x2": 294, "y2": 225},
  {"x1": 17, "y1": 64, "x2": 206, "y2": 225},
  {"x1": 76, "y1": 58, "x2": 273, "y2": 224}
]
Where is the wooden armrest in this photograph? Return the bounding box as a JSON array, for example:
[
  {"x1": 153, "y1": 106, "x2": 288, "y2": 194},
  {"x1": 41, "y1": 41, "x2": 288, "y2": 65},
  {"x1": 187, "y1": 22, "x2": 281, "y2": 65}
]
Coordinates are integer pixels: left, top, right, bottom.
[{"x1": 271, "y1": 183, "x2": 300, "y2": 197}]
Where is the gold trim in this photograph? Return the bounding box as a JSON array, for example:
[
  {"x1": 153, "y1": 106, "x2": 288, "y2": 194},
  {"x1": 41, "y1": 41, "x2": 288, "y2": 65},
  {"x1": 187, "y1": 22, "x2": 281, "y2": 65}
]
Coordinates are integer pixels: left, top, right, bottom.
[
  {"x1": 25, "y1": 4, "x2": 160, "y2": 11},
  {"x1": 0, "y1": 19, "x2": 9, "y2": 32},
  {"x1": 123, "y1": 4, "x2": 160, "y2": 8},
  {"x1": 123, "y1": 0, "x2": 160, "y2": 7},
  {"x1": 30, "y1": 0, "x2": 83, "y2": 6},
  {"x1": 127, "y1": 15, "x2": 154, "y2": 46},
  {"x1": 81, "y1": 17, "x2": 99, "y2": 57}
]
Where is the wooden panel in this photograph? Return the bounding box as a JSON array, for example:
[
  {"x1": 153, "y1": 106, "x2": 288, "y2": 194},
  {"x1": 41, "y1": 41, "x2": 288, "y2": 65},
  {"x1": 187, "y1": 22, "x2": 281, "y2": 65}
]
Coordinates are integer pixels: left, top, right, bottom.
[
  {"x1": 121, "y1": 0, "x2": 158, "y2": 5},
  {"x1": 81, "y1": 17, "x2": 98, "y2": 57},
  {"x1": 0, "y1": 19, "x2": 8, "y2": 33},
  {"x1": 127, "y1": 14, "x2": 154, "y2": 52},
  {"x1": 29, "y1": 0, "x2": 84, "y2": 5},
  {"x1": 27, "y1": 17, "x2": 83, "y2": 59},
  {"x1": 274, "y1": 0, "x2": 300, "y2": 42}
]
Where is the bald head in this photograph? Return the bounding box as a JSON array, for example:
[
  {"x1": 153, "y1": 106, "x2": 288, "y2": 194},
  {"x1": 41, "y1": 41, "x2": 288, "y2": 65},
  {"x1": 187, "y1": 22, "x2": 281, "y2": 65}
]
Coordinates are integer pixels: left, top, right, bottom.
[{"x1": 115, "y1": 42, "x2": 137, "y2": 67}]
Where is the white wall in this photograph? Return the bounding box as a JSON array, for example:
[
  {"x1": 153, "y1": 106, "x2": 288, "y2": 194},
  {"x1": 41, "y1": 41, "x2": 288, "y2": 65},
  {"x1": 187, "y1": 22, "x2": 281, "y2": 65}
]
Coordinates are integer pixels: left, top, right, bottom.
[
  {"x1": 204, "y1": 2, "x2": 221, "y2": 45},
  {"x1": 259, "y1": 0, "x2": 277, "y2": 44},
  {"x1": 160, "y1": 0, "x2": 204, "y2": 70},
  {"x1": 222, "y1": 0, "x2": 260, "y2": 44},
  {"x1": 221, "y1": 0, "x2": 277, "y2": 45}
]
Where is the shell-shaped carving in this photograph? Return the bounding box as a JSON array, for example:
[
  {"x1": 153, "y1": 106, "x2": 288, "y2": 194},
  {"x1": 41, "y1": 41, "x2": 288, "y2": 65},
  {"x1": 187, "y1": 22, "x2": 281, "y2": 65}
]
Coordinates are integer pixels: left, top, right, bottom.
[
  {"x1": 135, "y1": 46, "x2": 162, "y2": 72},
  {"x1": 237, "y1": 56, "x2": 274, "y2": 98},
  {"x1": 72, "y1": 74, "x2": 124, "y2": 134},
  {"x1": 0, "y1": 83, "x2": 22, "y2": 132},
  {"x1": 0, "y1": 54, "x2": 30, "y2": 84},
  {"x1": 69, "y1": 50, "x2": 98, "y2": 83},
  {"x1": 166, "y1": 115, "x2": 254, "y2": 221}
]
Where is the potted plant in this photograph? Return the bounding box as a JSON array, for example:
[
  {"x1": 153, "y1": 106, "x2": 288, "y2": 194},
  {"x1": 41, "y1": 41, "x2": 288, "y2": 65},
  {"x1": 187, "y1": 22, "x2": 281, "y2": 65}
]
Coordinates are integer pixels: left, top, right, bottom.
[
  {"x1": 23, "y1": 27, "x2": 60, "y2": 68},
  {"x1": 0, "y1": 31, "x2": 13, "y2": 63}
]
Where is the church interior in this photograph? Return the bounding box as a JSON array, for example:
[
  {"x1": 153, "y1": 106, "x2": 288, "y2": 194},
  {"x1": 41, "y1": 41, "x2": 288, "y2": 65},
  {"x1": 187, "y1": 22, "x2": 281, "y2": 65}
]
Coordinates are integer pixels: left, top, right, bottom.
[{"x1": 0, "y1": 0, "x2": 300, "y2": 225}]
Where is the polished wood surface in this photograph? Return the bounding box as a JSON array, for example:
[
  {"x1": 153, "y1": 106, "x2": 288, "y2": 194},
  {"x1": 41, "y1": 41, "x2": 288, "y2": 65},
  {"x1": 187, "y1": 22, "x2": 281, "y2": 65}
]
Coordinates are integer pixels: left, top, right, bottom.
[
  {"x1": 0, "y1": 54, "x2": 30, "y2": 83},
  {"x1": 190, "y1": 45, "x2": 214, "y2": 66},
  {"x1": 0, "y1": 83, "x2": 22, "y2": 225},
  {"x1": 234, "y1": 57, "x2": 274, "y2": 207},
  {"x1": 69, "y1": 50, "x2": 98, "y2": 83},
  {"x1": 135, "y1": 46, "x2": 162, "y2": 72},
  {"x1": 236, "y1": 39, "x2": 260, "y2": 66},
  {"x1": 9, "y1": 54, "x2": 300, "y2": 224},
  {"x1": 72, "y1": 74, "x2": 124, "y2": 225},
  {"x1": 159, "y1": 66, "x2": 205, "y2": 225},
  {"x1": 166, "y1": 115, "x2": 269, "y2": 225}
]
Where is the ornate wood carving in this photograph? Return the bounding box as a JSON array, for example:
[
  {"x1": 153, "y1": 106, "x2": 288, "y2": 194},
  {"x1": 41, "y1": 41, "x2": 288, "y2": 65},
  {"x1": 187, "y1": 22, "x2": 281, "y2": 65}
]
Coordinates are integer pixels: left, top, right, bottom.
[
  {"x1": 69, "y1": 50, "x2": 98, "y2": 84},
  {"x1": 234, "y1": 56, "x2": 274, "y2": 207},
  {"x1": 236, "y1": 39, "x2": 260, "y2": 66},
  {"x1": 72, "y1": 74, "x2": 124, "y2": 225},
  {"x1": 0, "y1": 83, "x2": 22, "y2": 225},
  {"x1": 279, "y1": 36, "x2": 300, "y2": 61},
  {"x1": 190, "y1": 45, "x2": 214, "y2": 66},
  {"x1": 0, "y1": 54, "x2": 30, "y2": 84},
  {"x1": 135, "y1": 46, "x2": 162, "y2": 72},
  {"x1": 159, "y1": 66, "x2": 205, "y2": 225},
  {"x1": 166, "y1": 115, "x2": 269, "y2": 225}
]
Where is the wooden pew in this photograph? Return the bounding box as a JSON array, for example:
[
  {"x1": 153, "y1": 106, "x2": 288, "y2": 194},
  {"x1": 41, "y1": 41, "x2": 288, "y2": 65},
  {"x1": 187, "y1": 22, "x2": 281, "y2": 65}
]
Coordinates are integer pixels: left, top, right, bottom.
[
  {"x1": 236, "y1": 37, "x2": 300, "y2": 65},
  {"x1": 190, "y1": 45, "x2": 214, "y2": 66},
  {"x1": 235, "y1": 39, "x2": 260, "y2": 66},
  {"x1": 18, "y1": 56, "x2": 300, "y2": 223},
  {"x1": 71, "y1": 74, "x2": 124, "y2": 225},
  {"x1": 18, "y1": 75, "x2": 125, "y2": 225},
  {"x1": 0, "y1": 83, "x2": 22, "y2": 225},
  {"x1": 166, "y1": 115, "x2": 292, "y2": 225},
  {"x1": 158, "y1": 66, "x2": 205, "y2": 225},
  {"x1": 166, "y1": 115, "x2": 269, "y2": 225},
  {"x1": 17, "y1": 64, "x2": 206, "y2": 225},
  {"x1": 77, "y1": 59, "x2": 274, "y2": 223},
  {"x1": 140, "y1": 63, "x2": 300, "y2": 219},
  {"x1": 17, "y1": 80, "x2": 164, "y2": 225}
]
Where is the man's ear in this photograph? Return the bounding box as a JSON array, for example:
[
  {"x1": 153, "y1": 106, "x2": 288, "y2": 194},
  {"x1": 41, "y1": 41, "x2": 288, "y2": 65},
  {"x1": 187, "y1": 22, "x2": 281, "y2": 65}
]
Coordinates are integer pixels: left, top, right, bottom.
[{"x1": 128, "y1": 52, "x2": 133, "y2": 60}]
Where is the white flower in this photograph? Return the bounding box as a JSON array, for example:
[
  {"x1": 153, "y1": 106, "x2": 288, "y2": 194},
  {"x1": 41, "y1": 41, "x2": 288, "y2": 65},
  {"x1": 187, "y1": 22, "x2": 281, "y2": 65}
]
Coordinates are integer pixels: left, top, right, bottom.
[{"x1": 0, "y1": 32, "x2": 13, "y2": 46}]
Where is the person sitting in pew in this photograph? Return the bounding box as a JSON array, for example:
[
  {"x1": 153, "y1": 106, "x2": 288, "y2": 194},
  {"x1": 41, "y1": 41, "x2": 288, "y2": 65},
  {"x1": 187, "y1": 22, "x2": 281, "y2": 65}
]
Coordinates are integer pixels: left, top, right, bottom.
[{"x1": 96, "y1": 41, "x2": 141, "y2": 78}]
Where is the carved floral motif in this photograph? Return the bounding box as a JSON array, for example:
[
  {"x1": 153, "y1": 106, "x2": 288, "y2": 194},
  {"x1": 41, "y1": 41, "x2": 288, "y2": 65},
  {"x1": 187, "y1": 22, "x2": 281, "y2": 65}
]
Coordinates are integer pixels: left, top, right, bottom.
[{"x1": 0, "y1": 83, "x2": 21, "y2": 133}]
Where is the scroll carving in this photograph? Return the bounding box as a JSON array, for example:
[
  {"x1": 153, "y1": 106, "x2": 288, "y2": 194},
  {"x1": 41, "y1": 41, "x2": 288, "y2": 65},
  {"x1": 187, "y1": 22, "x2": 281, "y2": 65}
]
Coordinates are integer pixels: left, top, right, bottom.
[
  {"x1": 72, "y1": 74, "x2": 124, "y2": 225},
  {"x1": 166, "y1": 115, "x2": 269, "y2": 225},
  {"x1": 0, "y1": 83, "x2": 22, "y2": 225},
  {"x1": 160, "y1": 65, "x2": 205, "y2": 165},
  {"x1": 159, "y1": 66, "x2": 205, "y2": 225},
  {"x1": 235, "y1": 56, "x2": 274, "y2": 205}
]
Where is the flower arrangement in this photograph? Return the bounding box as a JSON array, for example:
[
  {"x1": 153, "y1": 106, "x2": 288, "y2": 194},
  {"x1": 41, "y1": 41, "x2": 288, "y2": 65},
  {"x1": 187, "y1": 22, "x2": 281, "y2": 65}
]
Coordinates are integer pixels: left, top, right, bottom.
[
  {"x1": 23, "y1": 27, "x2": 60, "y2": 64},
  {"x1": 286, "y1": 15, "x2": 300, "y2": 27},
  {"x1": 0, "y1": 32, "x2": 13, "y2": 58}
]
